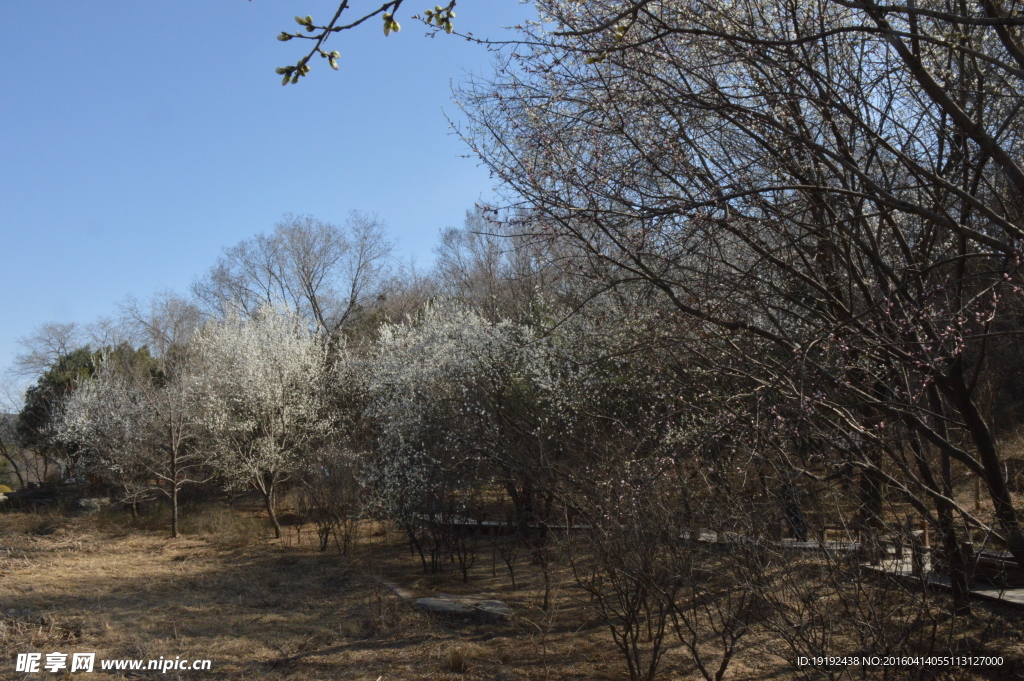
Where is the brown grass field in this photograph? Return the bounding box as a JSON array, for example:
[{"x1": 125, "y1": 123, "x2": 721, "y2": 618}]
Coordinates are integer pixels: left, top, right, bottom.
[
  {"x1": 0, "y1": 503, "x2": 653, "y2": 681},
  {"x1": 2, "y1": 500, "x2": 1023, "y2": 680}
]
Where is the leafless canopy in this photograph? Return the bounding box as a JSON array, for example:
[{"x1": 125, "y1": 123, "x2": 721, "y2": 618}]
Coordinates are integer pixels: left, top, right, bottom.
[
  {"x1": 192, "y1": 212, "x2": 393, "y2": 337},
  {"x1": 459, "y1": 0, "x2": 1024, "y2": 587}
]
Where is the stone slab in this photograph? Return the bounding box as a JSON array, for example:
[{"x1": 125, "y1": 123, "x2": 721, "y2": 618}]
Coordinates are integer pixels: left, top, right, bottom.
[{"x1": 414, "y1": 594, "x2": 512, "y2": 622}]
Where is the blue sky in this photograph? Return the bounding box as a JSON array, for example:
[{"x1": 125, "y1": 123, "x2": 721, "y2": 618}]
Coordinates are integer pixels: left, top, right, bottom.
[{"x1": 0, "y1": 1, "x2": 536, "y2": 390}]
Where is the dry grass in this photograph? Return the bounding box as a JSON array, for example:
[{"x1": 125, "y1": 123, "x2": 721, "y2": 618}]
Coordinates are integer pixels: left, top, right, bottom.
[
  {"x1": 0, "y1": 505, "x2": 622, "y2": 680},
  {"x1": 2, "y1": 503, "x2": 1023, "y2": 680}
]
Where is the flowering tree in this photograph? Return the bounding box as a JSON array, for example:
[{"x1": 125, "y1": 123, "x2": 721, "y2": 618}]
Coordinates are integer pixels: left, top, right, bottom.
[
  {"x1": 193, "y1": 306, "x2": 334, "y2": 538},
  {"x1": 58, "y1": 345, "x2": 208, "y2": 536},
  {"x1": 59, "y1": 355, "x2": 150, "y2": 508},
  {"x1": 364, "y1": 302, "x2": 538, "y2": 568},
  {"x1": 364, "y1": 293, "x2": 689, "y2": 561},
  {"x1": 17, "y1": 347, "x2": 97, "y2": 480}
]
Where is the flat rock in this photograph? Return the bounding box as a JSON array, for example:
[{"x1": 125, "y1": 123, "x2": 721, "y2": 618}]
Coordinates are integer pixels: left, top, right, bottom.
[{"x1": 414, "y1": 594, "x2": 512, "y2": 622}]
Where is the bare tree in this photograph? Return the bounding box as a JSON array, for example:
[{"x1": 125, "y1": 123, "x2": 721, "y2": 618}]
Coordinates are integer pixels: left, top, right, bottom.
[
  {"x1": 0, "y1": 414, "x2": 27, "y2": 489},
  {"x1": 461, "y1": 0, "x2": 1024, "y2": 581},
  {"x1": 370, "y1": 262, "x2": 439, "y2": 328},
  {"x1": 192, "y1": 213, "x2": 393, "y2": 338},
  {"x1": 434, "y1": 206, "x2": 562, "y2": 323},
  {"x1": 118, "y1": 290, "x2": 204, "y2": 359},
  {"x1": 12, "y1": 318, "x2": 135, "y2": 380},
  {"x1": 298, "y1": 448, "x2": 363, "y2": 552},
  {"x1": 11, "y1": 322, "x2": 88, "y2": 379},
  {"x1": 0, "y1": 379, "x2": 32, "y2": 488}
]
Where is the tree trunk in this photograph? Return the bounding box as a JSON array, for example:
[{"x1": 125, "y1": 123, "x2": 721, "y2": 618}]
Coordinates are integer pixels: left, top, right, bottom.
[
  {"x1": 264, "y1": 476, "x2": 282, "y2": 539},
  {"x1": 943, "y1": 368, "x2": 1024, "y2": 574},
  {"x1": 858, "y1": 447, "x2": 885, "y2": 562},
  {"x1": 170, "y1": 447, "x2": 179, "y2": 539},
  {"x1": 0, "y1": 438, "x2": 26, "y2": 489},
  {"x1": 938, "y1": 480, "x2": 971, "y2": 616},
  {"x1": 925, "y1": 387, "x2": 970, "y2": 614}
]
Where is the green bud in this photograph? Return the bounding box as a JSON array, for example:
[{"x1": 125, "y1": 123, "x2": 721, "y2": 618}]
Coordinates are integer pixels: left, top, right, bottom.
[
  {"x1": 448, "y1": 11, "x2": 455, "y2": 18},
  {"x1": 282, "y1": 74, "x2": 291, "y2": 86},
  {"x1": 291, "y1": 74, "x2": 300, "y2": 84},
  {"x1": 329, "y1": 57, "x2": 338, "y2": 70},
  {"x1": 445, "y1": 22, "x2": 452, "y2": 33},
  {"x1": 294, "y1": 15, "x2": 306, "y2": 25},
  {"x1": 275, "y1": 67, "x2": 288, "y2": 74},
  {"x1": 277, "y1": 32, "x2": 292, "y2": 41}
]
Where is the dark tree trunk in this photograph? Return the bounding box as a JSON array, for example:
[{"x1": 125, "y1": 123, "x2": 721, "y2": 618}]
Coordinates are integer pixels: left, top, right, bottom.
[
  {"x1": 858, "y1": 447, "x2": 885, "y2": 562},
  {"x1": 939, "y1": 457, "x2": 971, "y2": 616},
  {"x1": 943, "y1": 367, "x2": 1024, "y2": 574},
  {"x1": 918, "y1": 387, "x2": 971, "y2": 613},
  {"x1": 264, "y1": 476, "x2": 282, "y2": 539},
  {"x1": 0, "y1": 437, "x2": 26, "y2": 489}
]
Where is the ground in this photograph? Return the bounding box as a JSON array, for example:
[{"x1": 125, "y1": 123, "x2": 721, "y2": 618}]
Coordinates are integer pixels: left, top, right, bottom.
[
  {"x1": 0, "y1": 506, "x2": 663, "y2": 681},
  {"x1": 1, "y1": 502, "x2": 1021, "y2": 680}
]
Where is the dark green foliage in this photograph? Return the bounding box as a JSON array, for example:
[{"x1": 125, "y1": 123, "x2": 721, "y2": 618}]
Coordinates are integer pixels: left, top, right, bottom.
[
  {"x1": 17, "y1": 347, "x2": 96, "y2": 464},
  {"x1": 16, "y1": 343, "x2": 160, "y2": 475}
]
